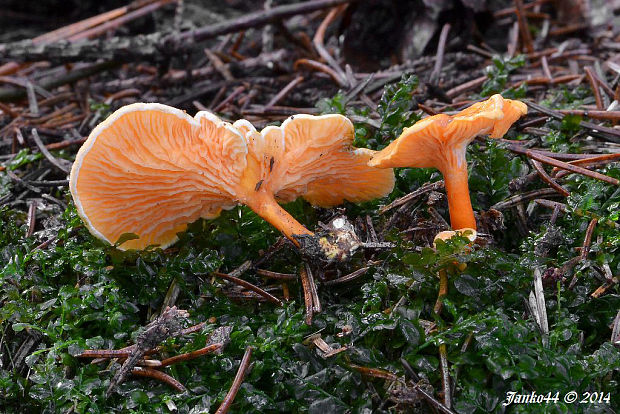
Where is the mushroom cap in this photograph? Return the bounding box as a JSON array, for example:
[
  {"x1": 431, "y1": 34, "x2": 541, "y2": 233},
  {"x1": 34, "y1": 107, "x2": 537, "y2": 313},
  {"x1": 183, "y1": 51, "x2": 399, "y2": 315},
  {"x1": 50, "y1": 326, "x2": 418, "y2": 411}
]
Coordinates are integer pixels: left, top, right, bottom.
[
  {"x1": 433, "y1": 228, "x2": 477, "y2": 248},
  {"x1": 368, "y1": 94, "x2": 527, "y2": 172},
  {"x1": 71, "y1": 107, "x2": 394, "y2": 250},
  {"x1": 70, "y1": 103, "x2": 246, "y2": 250},
  {"x1": 489, "y1": 99, "x2": 528, "y2": 138},
  {"x1": 264, "y1": 114, "x2": 395, "y2": 207}
]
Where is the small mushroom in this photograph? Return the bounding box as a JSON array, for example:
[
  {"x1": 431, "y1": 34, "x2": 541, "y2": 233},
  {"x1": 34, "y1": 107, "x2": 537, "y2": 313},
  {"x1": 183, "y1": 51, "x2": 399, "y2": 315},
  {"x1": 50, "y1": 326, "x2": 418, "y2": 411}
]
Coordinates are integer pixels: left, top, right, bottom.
[
  {"x1": 368, "y1": 94, "x2": 526, "y2": 231},
  {"x1": 433, "y1": 228, "x2": 477, "y2": 247},
  {"x1": 70, "y1": 104, "x2": 394, "y2": 251}
]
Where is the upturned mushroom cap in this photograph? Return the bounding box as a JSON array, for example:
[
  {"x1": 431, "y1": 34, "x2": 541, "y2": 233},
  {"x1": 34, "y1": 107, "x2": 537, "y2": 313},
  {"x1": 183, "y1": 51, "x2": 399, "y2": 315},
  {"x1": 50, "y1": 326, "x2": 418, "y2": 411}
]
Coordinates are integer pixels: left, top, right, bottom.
[
  {"x1": 70, "y1": 105, "x2": 394, "y2": 250},
  {"x1": 369, "y1": 94, "x2": 526, "y2": 230},
  {"x1": 433, "y1": 228, "x2": 477, "y2": 248}
]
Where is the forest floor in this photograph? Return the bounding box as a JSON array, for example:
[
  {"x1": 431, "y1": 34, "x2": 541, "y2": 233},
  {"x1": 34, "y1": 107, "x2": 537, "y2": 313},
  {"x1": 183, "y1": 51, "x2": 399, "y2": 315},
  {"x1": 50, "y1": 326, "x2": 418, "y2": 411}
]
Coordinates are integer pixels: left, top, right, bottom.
[{"x1": 0, "y1": 0, "x2": 619, "y2": 412}]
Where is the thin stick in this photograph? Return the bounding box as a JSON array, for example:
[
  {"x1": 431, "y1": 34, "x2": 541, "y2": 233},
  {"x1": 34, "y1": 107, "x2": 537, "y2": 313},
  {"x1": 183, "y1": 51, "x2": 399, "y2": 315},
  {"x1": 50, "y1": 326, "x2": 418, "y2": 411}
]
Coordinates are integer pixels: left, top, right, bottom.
[
  {"x1": 568, "y1": 218, "x2": 598, "y2": 288},
  {"x1": 213, "y1": 85, "x2": 245, "y2": 112},
  {"x1": 104, "y1": 88, "x2": 141, "y2": 103},
  {"x1": 418, "y1": 103, "x2": 440, "y2": 116},
  {"x1": 294, "y1": 58, "x2": 347, "y2": 87},
  {"x1": 180, "y1": 0, "x2": 355, "y2": 44},
  {"x1": 491, "y1": 188, "x2": 559, "y2": 210},
  {"x1": 305, "y1": 263, "x2": 321, "y2": 313},
  {"x1": 228, "y1": 260, "x2": 253, "y2": 278},
  {"x1": 580, "y1": 218, "x2": 598, "y2": 260},
  {"x1": 68, "y1": 0, "x2": 176, "y2": 41},
  {"x1": 525, "y1": 100, "x2": 620, "y2": 143},
  {"x1": 514, "y1": 0, "x2": 534, "y2": 54},
  {"x1": 438, "y1": 343, "x2": 452, "y2": 409},
  {"x1": 256, "y1": 269, "x2": 298, "y2": 280},
  {"x1": 26, "y1": 200, "x2": 37, "y2": 237},
  {"x1": 380, "y1": 181, "x2": 444, "y2": 213},
  {"x1": 548, "y1": 23, "x2": 588, "y2": 37},
  {"x1": 175, "y1": 322, "x2": 206, "y2": 337},
  {"x1": 6, "y1": 170, "x2": 41, "y2": 194},
  {"x1": 131, "y1": 366, "x2": 187, "y2": 393},
  {"x1": 584, "y1": 68, "x2": 614, "y2": 97},
  {"x1": 534, "y1": 198, "x2": 566, "y2": 212},
  {"x1": 215, "y1": 346, "x2": 253, "y2": 414},
  {"x1": 299, "y1": 264, "x2": 314, "y2": 325},
  {"x1": 556, "y1": 109, "x2": 620, "y2": 121},
  {"x1": 32, "y1": 4, "x2": 129, "y2": 43},
  {"x1": 530, "y1": 159, "x2": 570, "y2": 196},
  {"x1": 30, "y1": 128, "x2": 71, "y2": 174},
  {"x1": 506, "y1": 21, "x2": 519, "y2": 58},
  {"x1": 323, "y1": 267, "x2": 369, "y2": 286},
  {"x1": 494, "y1": 0, "x2": 549, "y2": 18},
  {"x1": 553, "y1": 153, "x2": 620, "y2": 178},
  {"x1": 31, "y1": 103, "x2": 77, "y2": 124},
  {"x1": 445, "y1": 76, "x2": 486, "y2": 99},
  {"x1": 466, "y1": 44, "x2": 493, "y2": 59},
  {"x1": 0, "y1": 61, "x2": 119, "y2": 103},
  {"x1": 526, "y1": 150, "x2": 619, "y2": 186},
  {"x1": 591, "y1": 277, "x2": 618, "y2": 299},
  {"x1": 77, "y1": 349, "x2": 133, "y2": 358},
  {"x1": 401, "y1": 359, "x2": 457, "y2": 414},
  {"x1": 585, "y1": 67, "x2": 604, "y2": 110},
  {"x1": 212, "y1": 272, "x2": 282, "y2": 306},
  {"x1": 160, "y1": 343, "x2": 223, "y2": 367},
  {"x1": 312, "y1": 5, "x2": 348, "y2": 86},
  {"x1": 506, "y1": 144, "x2": 619, "y2": 185},
  {"x1": 350, "y1": 364, "x2": 398, "y2": 381},
  {"x1": 541, "y1": 56, "x2": 552, "y2": 80},
  {"x1": 29, "y1": 179, "x2": 69, "y2": 187},
  {"x1": 25, "y1": 82, "x2": 38, "y2": 115},
  {"x1": 204, "y1": 48, "x2": 235, "y2": 81},
  {"x1": 429, "y1": 24, "x2": 451, "y2": 84},
  {"x1": 265, "y1": 75, "x2": 304, "y2": 108}
]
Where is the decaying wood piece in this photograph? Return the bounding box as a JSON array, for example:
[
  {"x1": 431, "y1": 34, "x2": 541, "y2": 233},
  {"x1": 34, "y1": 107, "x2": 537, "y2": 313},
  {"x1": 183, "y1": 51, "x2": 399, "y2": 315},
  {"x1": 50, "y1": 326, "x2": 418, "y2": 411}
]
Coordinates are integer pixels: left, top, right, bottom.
[
  {"x1": 106, "y1": 306, "x2": 189, "y2": 396},
  {"x1": 0, "y1": 0, "x2": 357, "y2": 64}
]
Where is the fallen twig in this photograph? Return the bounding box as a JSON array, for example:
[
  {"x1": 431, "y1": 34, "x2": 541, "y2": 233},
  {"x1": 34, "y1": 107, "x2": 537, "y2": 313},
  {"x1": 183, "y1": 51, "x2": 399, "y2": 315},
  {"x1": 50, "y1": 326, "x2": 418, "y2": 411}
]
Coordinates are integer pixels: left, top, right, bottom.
[
  {"x1": 31, "y1": 128, "x2": 71, "y2": 174},
  {"x1": 215, "y1": 346, "x2": 253, "y2": 414},
  {"x1": 0, "y1": 0, "x2": 356, "y2": 64},
  {"x1": 323, "y1": 266, "x2": 369, "y2": 286},
  {"x1": 160, "y1": 343, "x2": 223, "y2": 367},
  {"x1": 525, "y1": 100, "x2": 620, "y2": 143},
  {"x1": 212, "y1": 271, "x2": 282, "y2": 306},
  {"x1": 131, "y1": 366, "x2": 187, "y2": 393},
  {"x1": 299, "y1": 264, "x2": 315, "y2": 325},
  {"x1": 106, "y1": 307, "x2": 189, "y2": 396},
  {"x1": 507, "y1": 144, "x2": 619, "y2": 186},
  {"x1": 380, "y1": 181, "x2": 445, "y2": 214},
  {"x1": 438, "y1": 343, "x2": 451, "y2": 409},
  {"x1": 529, "y1": 159, "x2": 570, "y2": 196},
  {"x1": 400, "y1": 359, "x2": 457, "y2": 414},
  {"x1": 256, "y1": 269, "x2": 298, "y2": 280}
]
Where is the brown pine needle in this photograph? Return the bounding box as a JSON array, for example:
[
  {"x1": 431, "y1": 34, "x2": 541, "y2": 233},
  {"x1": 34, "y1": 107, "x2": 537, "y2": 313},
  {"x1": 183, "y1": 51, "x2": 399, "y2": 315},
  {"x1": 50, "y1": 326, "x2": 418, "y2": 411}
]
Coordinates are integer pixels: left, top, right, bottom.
[
  {"x1": 131, "y1": 366, "x2": 187, "y2": 393},
  {"x1": 530, "y1": 159, "x2": 570, "y2": 196},
  {"x1": 215, "y1": 346, "x2": 253, "y2": 414},
  {"x1": 212, "y1": 271, "x2": 282, "y2": 306},
  {"x1": 160, "y1": 343, "x2": 223, "y2": 367}
]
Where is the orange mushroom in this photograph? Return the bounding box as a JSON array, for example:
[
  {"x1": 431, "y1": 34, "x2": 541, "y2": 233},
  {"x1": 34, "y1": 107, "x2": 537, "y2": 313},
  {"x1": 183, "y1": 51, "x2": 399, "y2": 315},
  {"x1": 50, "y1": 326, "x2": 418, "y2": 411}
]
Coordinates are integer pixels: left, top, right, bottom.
[
  {"x1": 369, "y1": 94, "x2": 527, "y2": 231},
  {"x1": 70, "y1": 104, "x2": 394, "y2": 251}
]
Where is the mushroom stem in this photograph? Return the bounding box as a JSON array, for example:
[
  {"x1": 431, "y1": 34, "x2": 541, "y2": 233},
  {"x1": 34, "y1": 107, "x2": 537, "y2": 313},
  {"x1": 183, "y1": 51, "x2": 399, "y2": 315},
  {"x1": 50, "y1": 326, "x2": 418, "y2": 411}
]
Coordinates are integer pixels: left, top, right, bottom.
[
  {"x1": 245, "y1": 190, "x2": 314, "y2": 246},
  {"x1": 442, "y1": 163, "x2": 476, "y2": 231}
]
